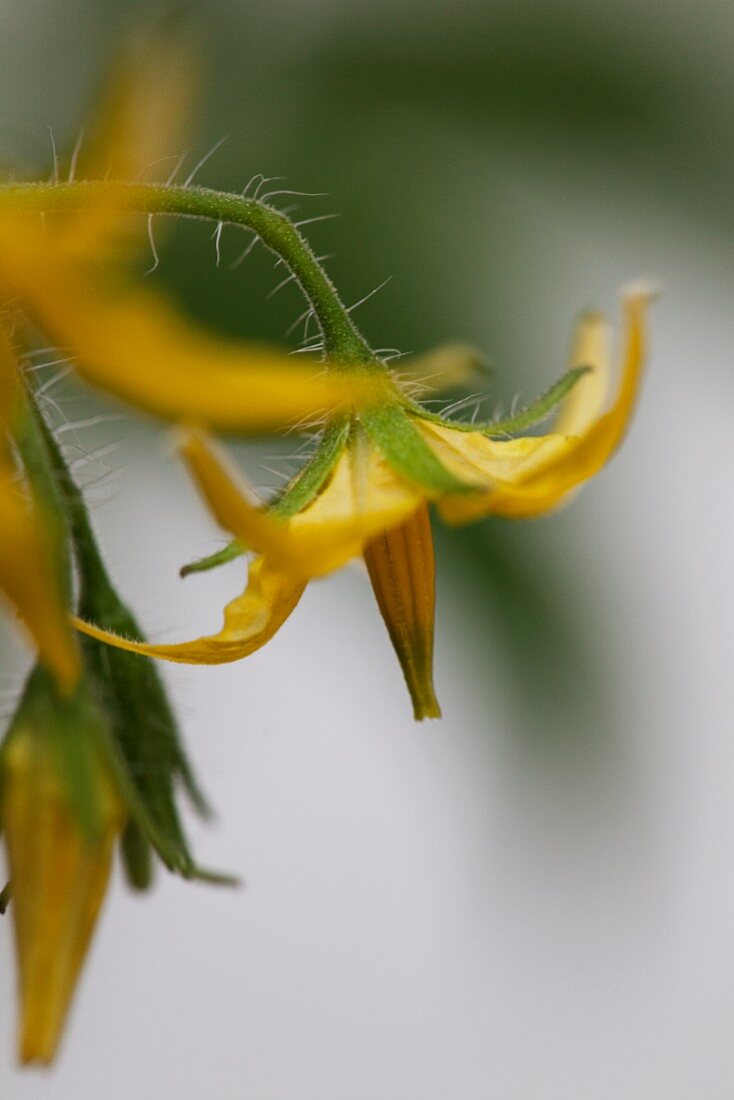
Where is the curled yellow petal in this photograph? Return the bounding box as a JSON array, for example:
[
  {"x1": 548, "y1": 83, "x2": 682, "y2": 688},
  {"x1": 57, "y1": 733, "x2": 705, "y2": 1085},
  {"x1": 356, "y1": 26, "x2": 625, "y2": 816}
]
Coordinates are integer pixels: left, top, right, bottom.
[
  {"x1": 74, "y1": 556, "x2": 304, "y2": 664},
  {"x1": 74, "y1": 430, "x2": 425, "y2": 667},
  {"x1": 364, "y1": 503, "x2": 440, "y2": 720},
  {"x1": 180, "y1": 430, "x2": 423, "y2": 578},
  {"x1": 2, "y1": 717, "x2": 123, "y2": 1064},
  {"x1": 430, "y1": 290, "x2": 651, "y2": 522}
]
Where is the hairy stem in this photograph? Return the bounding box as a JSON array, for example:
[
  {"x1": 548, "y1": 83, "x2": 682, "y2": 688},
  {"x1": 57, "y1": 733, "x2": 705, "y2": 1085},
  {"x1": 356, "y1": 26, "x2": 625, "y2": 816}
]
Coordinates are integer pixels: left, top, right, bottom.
[{"x1": 0, "y1": 180, "x2": 378, "y2": 364}]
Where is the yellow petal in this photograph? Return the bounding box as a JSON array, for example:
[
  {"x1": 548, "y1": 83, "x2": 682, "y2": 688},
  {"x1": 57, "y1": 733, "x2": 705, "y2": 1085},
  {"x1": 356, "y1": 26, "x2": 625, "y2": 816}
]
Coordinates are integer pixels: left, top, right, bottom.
[
  {"x1": 553, "y1": 311, "x2": 611, "y2": 435},
  {"x1": 0, "y1": 479, "x2": 80, "y2": 692},
  {"x1": 0, "y1": 217, "x2": 386, "y2": 432},
  {"x1": 78, "y1": 32, "x2": 195, "y2": 186},
  {"x1": 180, "y1": 429, "x2": 424, "y2": 578},
  {"x1": 0, "y1": 329, "x2": 80, "y2": 691},
  {"x1": 74, "y1": 556, "x2": 304, "y2": 664},
  {"x1": 429, "y1": 290, "x2": 650, "y2": 522},
  {"x1": 62, "y1": 33, "x2": 196, "y2": 259},
  {"x1": 2, "y1": 726, "x2": 122, "y2": 1064},
  {"x1": 75, "y1": 432, "x2": 424, "y2": 665},
  {"x1": 364, "y1": 503, "x2": 441, "y2": 720}
]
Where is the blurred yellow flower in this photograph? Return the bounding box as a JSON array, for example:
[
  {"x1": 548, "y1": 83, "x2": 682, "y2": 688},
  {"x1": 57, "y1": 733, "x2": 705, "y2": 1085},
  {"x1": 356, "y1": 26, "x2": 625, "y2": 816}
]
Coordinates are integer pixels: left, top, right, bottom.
[
  {"x1": 0, "y1": 214, "x2": 386, "y2": 432},
  {"x1": 1, "y1": 669, "x2": 124, "y2": 1064},
  {"x1": 0, "y1": 31, "x2": 381, "y2": 435},
  {"x1": 0, "y1": 326, "x2": 79, "y2": 691}
]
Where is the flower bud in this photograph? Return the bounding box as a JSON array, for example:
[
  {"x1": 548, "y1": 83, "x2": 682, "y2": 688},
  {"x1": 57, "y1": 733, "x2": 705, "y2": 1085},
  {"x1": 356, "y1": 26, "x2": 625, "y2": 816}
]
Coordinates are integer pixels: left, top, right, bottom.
[{"x1": 1, "y1": 668, "x2": 124, "y2": 1064}]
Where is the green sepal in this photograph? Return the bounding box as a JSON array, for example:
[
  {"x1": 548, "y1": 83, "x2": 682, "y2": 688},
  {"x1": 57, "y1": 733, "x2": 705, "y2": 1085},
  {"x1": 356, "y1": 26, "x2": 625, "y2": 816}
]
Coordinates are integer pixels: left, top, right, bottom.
[
  {"x1": 272, "y1": 417, "x2": 349, "y2": 517},
  {"x1": 13, "y1": 391, "x2": 73, "y2": 604},
  {"x1": 0, "y1": 665, "x2": 115, "y2": 842},
  {"x1": 79, "y1": 594, "x2": 209, "y2": 813},
  {"x1": 120, "y1": 819, "x2": 154, "y2": 892},
  {"x1": 78, "y1": 607, "x2": 224, "y2": 884},
  {"x1": 361, "y1": 402, "x2": 474, "y2": 494},
  {"x1": 179, "y1": 418, "x2": 349, "y2": 577},
  {"x1": 408, "y1": 365, "x2": 590, "y2": 436},
  {"x1": 28, "y1": 397, "x2": 223, "y2": 886},
  {"x1": 180, "y1": 538, "x2": 245, "y2": 578},
  {"x1": 95, "y1": 716, "x2": 238, "y2": 886}
]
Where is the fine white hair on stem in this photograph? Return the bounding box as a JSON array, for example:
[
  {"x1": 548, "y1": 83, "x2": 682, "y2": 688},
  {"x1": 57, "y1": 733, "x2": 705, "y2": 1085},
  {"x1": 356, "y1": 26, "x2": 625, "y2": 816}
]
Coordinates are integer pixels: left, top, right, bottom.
[
  {"x1": 260, "y1": 189, "x2": 328, "y2": 204},
  {"x1": 289, "y1": 344, "x2": 324, "y2": 355},
  {"x1": 40, "y1": 395, "x2": 94, "y2": 454},
  {"x1": 285, "y1": 411, "x2": 327, "y2": 435},
  {"x1": 24, "y1": 355, "x2": 71, "y2": 373},
  {"x1": 252, "y1": 175, "x2": 285, "y2": 201},
  {"x1": 241, "y1": 173, "x2": 265, "y2": 197},
  {"x1": 165, "y1": 150, "x2": 189, "y2": 186},
  {"x1": 81, "y1": 466, "x2": 126, "y2": 500},
  {"x1": 47, "y1": 126, "x2": 59, "y2": 184},
  {"x1": 260, "y1": 448, "x2": 311, "y2": 463},
  {"x1": 440, "y1": 392, "x2": 487, "y2": 418},
  {"x1": 36, "y1": 365, "x2": 72, "y2": 395},
  {"x1": 139, "y1": 154, "x2": 182, "y2": 181},
  {"x1": 183, "y1": 136, "x2": 228, "y2": 187},
  {"x1": 55, "y1": 413, "x2": 127, "y2": 435},
  {"x1": 24, "y1": 345, "x2": 73, "y2": 359},
  {"x1": 228, "y1": 230, "x2": 259, "y2": 270},
  {"x1": 67, "y1": 127, "x2": 85, "y2": 182},
  {"x1": 69, "y1": 439, "x2": 126, "y2": 473},
  {"x1": 146, "y1": 214, "x2": 160, "y2": 274},
  {"x1": 36, "y1": 392, "x2": 76, "y2": 439},
  {"x1": 212, "y1": 220, "x2": 224, "y2": 267},
  {"x1": 300, "y1": 311, "x2": 320, "y2": 345},
  {"x1": 258, "y1": 464, "x2": 293, "y2": 483},
  {"x1": 293, "y1": 213, "x2": 341, "y2": 229},
  {"x1": 268, "y1": 271, "x2": 297, "y2": 299},
  {"x1": 284, "y1": 307, "x2": 314, "y2": 338},
  {"x1": 346, "y1": 276, "x2": 392, "y2": 314}
]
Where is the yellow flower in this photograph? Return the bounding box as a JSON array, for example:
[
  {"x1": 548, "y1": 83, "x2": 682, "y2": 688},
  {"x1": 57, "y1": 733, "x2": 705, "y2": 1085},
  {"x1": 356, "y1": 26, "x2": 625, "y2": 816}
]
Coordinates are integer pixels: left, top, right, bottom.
[
  {"x1": 74, "y1": 289, "x2": 650, "y2": 719},
  {"x1": 1, "y1": 669, "x2": 124, "y2": 1064},
  {"x1": 0, "y1": 326, "x2": 80, "y2": 692}
]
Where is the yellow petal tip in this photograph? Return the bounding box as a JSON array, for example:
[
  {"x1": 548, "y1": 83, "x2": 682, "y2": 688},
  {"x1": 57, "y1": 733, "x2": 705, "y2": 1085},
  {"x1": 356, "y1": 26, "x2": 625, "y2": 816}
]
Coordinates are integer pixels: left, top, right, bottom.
[{"x1": 620, "y1": 278, "x2": 661, "y2": 303}]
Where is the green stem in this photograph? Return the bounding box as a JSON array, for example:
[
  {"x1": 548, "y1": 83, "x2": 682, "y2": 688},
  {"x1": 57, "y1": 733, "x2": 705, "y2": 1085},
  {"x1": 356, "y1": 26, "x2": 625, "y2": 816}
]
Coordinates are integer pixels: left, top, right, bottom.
[
  {"x1": 0, "y1": 181, "x2": 378, "y2": 365},
  {"x1": 26, "y1": 385, "x2": 117, "y2": 612},
  {"x1": 14, "y1": 386, "x2": 74, "y2": 604}
]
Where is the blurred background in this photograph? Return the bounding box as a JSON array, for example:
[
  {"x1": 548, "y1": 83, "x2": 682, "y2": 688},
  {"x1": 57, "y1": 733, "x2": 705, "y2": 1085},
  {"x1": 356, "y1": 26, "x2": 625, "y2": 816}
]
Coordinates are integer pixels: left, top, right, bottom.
[{"x1": 1, "y1": 0, "x2": 733, "y2": 1095}]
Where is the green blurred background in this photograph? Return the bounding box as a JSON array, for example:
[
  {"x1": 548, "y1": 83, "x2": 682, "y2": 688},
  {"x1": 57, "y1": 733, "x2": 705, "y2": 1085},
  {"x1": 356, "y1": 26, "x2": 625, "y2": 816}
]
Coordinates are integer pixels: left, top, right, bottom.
[{"x1": 1, "y1": 1, "x2": 734, "y2": 1096}]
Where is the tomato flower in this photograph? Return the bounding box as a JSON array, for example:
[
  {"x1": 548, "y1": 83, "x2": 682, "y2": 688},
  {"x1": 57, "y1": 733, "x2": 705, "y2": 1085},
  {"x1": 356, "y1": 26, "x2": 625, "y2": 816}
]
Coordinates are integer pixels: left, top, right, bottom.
[{"x1": 74, "y1": 291, "x2": 650, "y2": 718}]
